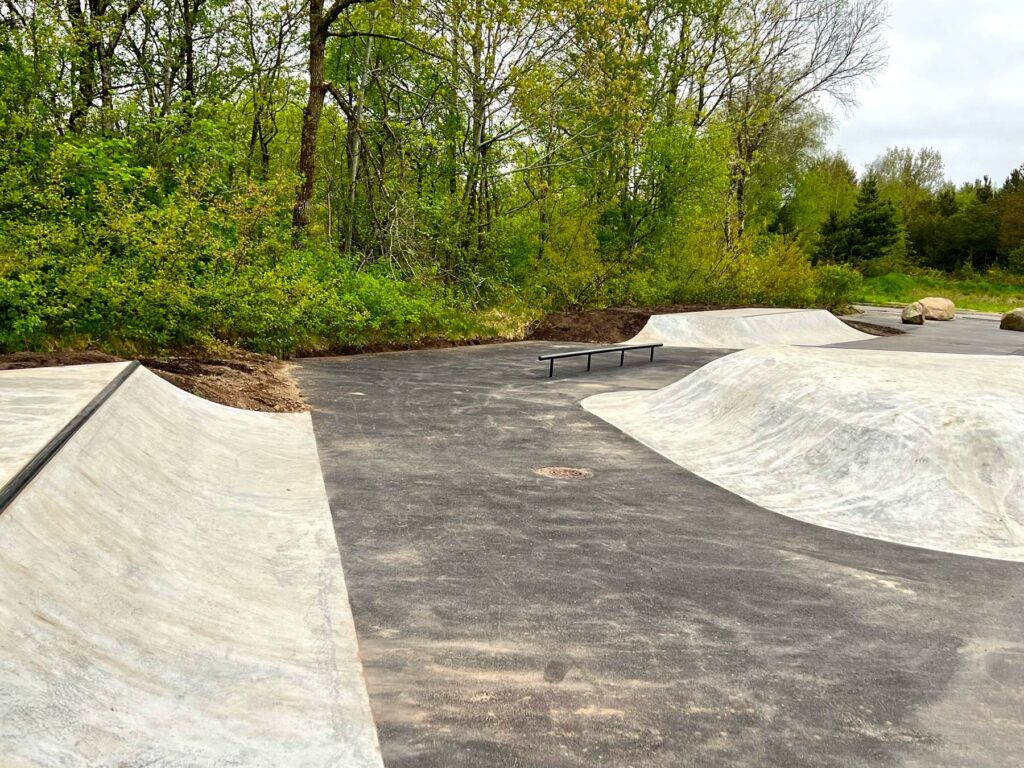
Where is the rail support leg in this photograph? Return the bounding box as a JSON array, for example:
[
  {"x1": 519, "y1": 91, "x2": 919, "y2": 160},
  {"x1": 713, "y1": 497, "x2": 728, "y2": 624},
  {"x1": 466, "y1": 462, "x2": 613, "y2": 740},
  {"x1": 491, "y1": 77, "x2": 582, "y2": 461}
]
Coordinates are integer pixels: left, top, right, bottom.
[
  {"x1": 549, "y1": 359, "x2": 554, "y2": 378},
  {"x1": 620, "y1": 350, "x2": 625, "y2": 366},
  {"x1": 650, "y1": 347, "x2": 655, "y2": 362},
  {"x1": 586, "y1": 354, "x2": 592, "y2": 372}
]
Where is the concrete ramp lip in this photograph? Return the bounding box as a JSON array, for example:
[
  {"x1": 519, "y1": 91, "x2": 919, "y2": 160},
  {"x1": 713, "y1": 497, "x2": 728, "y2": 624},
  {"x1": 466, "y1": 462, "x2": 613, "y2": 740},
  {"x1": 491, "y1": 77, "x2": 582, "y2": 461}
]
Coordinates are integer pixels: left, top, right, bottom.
[
  {"x1": 583, "y1": 346, "x2": 1024, "y2": 561},
  {"x1": 0, "y1": 361, "x2": 135, "y2": 492},
  {"x1": 0, "y1": 363, "x2": 382, "y2": 766},
  {"x1": 628, "y1": 308, "x2": 872, "y2": 349}
]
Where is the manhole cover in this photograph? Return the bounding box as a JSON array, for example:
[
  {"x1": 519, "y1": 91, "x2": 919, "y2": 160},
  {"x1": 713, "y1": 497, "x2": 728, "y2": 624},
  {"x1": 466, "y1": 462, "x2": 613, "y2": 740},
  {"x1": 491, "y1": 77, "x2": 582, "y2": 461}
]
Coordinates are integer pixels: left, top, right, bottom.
[{"x1": 534, "y1": 466, "x2": 593, "y2": 480}]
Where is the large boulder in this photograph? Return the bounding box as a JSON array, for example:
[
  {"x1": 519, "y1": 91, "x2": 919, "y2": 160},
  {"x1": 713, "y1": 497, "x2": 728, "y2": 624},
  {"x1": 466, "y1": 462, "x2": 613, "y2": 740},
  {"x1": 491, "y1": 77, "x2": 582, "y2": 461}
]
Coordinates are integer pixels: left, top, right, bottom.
[
  {"x1": 901, "y1": 302, "x2": 925, "y2": 325},
  {"x1": 919, "y1": 296, "x2": 956, "y2": 321},
  {"x1": 1001, "y1": 308, "x2": 1024, "y2": 331}
]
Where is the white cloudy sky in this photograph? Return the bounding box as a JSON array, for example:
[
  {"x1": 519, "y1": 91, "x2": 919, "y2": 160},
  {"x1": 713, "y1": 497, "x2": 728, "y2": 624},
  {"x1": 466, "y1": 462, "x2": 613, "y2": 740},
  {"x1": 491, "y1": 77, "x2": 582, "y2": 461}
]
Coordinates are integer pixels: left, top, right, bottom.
[{"x1": 827, "y1": 0, "x2": 1024, "y2": 185}]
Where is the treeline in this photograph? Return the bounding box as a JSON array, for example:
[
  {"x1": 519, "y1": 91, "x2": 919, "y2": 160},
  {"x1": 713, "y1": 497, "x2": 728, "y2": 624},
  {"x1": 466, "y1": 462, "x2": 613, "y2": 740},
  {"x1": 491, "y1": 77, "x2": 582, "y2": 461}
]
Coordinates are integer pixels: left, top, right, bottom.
[
  {"x1": 1, "y1": 0, "x2": 895, "y2": 354},
  {"x1": 778, "y1": 147, "x2": 1024, "y2": 276}
]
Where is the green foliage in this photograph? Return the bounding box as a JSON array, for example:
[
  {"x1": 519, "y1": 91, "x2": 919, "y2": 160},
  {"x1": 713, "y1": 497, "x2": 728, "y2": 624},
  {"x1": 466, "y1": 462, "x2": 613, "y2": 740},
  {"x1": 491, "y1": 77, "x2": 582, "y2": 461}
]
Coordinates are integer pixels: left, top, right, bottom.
[
  {"x1": 777, "y1": 151, "x2": 858, "y2": 252},
  {"x1": 1005, "y1": 246, "x2": 1024, "y2": 276},
  {"x1": 857, "y1": 270, "x2": 1024, "y2": 314},
  {"x1": 4, "y1": 0, "x2": 1017, "y2": 356},
  {"x1": 813, "y1": 264, "x2": 863, "y2": 310},
  {"x1": 0, "y1": 162, "x2": 521, "y2": 355},
  {"x1": 818, "y1": 176, "x2": 905, "y2": 267}
]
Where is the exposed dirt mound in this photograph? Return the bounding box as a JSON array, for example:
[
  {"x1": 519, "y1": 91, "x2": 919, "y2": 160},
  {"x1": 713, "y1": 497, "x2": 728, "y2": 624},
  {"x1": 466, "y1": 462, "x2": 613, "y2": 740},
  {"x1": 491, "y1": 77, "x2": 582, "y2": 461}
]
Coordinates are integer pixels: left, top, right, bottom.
[
  {"x1": 0, "y1": 351, "x2": 121, "y2": 369},
  {"x1": 528, "y1": 305, "x2": 901, "y2": 344},
  {"x1": 0, "y1": 350, "x2": 305, "y2": 413},
  {"x1": 141, "y1": 353, "x2": 307, "y2": 412},
  {"x1": 841, "y1": 318, "x2": 905, "y2": 337}
]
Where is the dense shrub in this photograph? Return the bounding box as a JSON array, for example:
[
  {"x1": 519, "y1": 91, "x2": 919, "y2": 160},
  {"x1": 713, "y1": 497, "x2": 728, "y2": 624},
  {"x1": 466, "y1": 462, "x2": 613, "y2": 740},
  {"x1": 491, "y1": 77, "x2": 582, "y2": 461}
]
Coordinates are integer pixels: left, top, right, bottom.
[
  {"x1": 738, "y1": 236, "x2": 819, "y2": 307},
  {"x1": 587, "y1": 229, "x2": 848, "y2": 311},
  {"x1": 0, "y1": 160, "x2": 520, "y2": 355},
  {"x1": 0, "y1": 135, "x2": 868, "y2": 355},
  {"x1": 814, "y1": 264, "x2": 863, "y2": 310}
]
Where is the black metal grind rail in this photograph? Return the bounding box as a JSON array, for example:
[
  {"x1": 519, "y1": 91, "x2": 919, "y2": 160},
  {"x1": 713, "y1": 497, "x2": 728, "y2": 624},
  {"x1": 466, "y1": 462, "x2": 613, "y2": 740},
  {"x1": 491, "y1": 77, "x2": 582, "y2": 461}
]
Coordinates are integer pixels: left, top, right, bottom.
[
  {"x1": 538, "y1": 343, "x2": 663, "y2": 378},
  {"x1": 0, "y1": 360, "x2": 141, "y2": 514}
]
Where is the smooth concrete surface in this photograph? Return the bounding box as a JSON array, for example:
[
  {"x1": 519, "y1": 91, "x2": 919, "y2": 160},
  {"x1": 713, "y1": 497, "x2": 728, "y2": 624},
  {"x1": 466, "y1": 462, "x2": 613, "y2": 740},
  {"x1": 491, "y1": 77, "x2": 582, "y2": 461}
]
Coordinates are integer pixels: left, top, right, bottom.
[
  {"x1": 0, "y1": 365, "x2": 382, "y2": 767},
  {"x1": 583, "y1": 345, "x2": 1024, "y2": 561},
  {"x1": 841, "y1": 305, "x2": 1024, "y2": 355},
  {"x1": 296, "y1": 342, "x2": 1024, "y2": 767},
  {"x1": 0, "y1": 362, "x2": 131, "y2": 487},
  {"x1": 628, "y1": 307, "x2": 872, "y2": 348}
]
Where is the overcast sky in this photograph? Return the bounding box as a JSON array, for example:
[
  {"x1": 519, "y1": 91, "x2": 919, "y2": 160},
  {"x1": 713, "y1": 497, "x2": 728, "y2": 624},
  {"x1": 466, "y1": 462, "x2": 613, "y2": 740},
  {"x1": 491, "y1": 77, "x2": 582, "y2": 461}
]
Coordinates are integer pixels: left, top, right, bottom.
[{"x1": 827, "y1": 0, "x2": 1024, "y2": 186}]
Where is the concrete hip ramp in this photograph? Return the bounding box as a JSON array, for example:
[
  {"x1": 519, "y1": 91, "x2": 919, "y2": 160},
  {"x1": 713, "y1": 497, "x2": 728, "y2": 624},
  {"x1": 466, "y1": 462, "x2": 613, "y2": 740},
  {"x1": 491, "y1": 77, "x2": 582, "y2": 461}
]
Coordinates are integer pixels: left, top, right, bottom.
[
  {"x1": 0, "y1": 363, "x2": 382, "y2": 766},
  {"x1": 628, "y1": 307, "x2": 872, "y2": 348},
  {"x1": 583, "y1": 346, "x2": 1024, "y2": 561}
]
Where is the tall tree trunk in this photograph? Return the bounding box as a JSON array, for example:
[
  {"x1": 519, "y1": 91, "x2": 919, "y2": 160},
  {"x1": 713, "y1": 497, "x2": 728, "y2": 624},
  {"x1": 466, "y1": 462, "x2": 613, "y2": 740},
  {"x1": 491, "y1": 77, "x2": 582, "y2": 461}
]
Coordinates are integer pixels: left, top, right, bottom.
[
  {"x1": 292, "y1": 0, "x2": 370, "y2": 235},
  {"x1": 292, "y1": 1, "x2": 328, "y2": 233},
  {"x1": 99, "y1": 41, "x2": 115, "y2": 132},
  {"x1": 464, "y1": 10, "x2": 486, "y2": 261},
  {"x1": 67, "y1": 0, "x2": 95, "y2": 132},
  {"x1": 345, "y1": 12, "x2": 375, "y2": 255},
  {"x1": 183, "y1": 0, "x2": 195, "y2": 115}
]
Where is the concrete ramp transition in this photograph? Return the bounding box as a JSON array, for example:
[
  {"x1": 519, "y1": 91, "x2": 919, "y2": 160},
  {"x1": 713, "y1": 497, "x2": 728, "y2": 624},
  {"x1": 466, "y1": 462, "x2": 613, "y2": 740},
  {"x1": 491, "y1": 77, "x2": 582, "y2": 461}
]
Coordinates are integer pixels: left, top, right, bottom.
[
  {"x1": 583, "y1": 346, "x2": 1024, "y2": 561},
  {"x1": 628, "y1": 307, "x2": 872, "y2": 348},
  {"x1": 0, "y1": 363, "x2": 382, "y2": 766}
]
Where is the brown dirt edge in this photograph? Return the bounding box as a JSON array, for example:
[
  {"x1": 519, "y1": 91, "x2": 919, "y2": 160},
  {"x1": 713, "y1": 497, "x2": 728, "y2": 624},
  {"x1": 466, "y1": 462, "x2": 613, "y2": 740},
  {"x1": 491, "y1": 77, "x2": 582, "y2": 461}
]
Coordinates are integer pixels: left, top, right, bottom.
[
  {"x1": 840, "y1": 318, "x2": 905, "y2": 337},
  {"x1": 0, "y1": 350, "x2": 306, "y2": 413}
]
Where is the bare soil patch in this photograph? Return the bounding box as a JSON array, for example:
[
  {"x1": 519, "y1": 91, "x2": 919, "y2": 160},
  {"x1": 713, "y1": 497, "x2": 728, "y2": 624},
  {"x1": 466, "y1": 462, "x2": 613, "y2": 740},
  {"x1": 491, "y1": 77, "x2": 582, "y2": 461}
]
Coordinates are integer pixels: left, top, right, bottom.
[
  {"x1": 840, "y1": 318, "x2": 905, "y2": 337},
  {"x1": 0, "y1": 350, "x2": 306, "y2": 412},
  {"x1": 141, "y1": 352, "x2": 307, "y2": 412},
  {"x1": 527, "y1": 304, "x2": 901, "y2": 343},
  {"x1": 0, "y1": 351, "x2": 122, "y2": 369}
]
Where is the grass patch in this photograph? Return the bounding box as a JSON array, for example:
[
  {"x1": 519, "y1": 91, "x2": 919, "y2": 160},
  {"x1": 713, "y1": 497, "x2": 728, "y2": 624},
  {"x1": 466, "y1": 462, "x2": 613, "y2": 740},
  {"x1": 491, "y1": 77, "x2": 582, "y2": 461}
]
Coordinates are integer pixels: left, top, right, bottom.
[{"x1": 857, "y1": 271, "x2": 1024, "y2": 314}]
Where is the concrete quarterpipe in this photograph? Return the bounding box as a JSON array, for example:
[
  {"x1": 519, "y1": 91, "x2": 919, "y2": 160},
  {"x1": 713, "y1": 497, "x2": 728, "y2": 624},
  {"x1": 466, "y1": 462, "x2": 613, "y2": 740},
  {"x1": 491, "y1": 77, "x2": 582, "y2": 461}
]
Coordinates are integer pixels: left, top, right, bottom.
[
  {"x1": 0, "y1": 363, "x2": 382, "y2": 766},
  {"x1": 627, "y1": 307, "x2": 872, "y2": 348},
  {"x1": 583, "y1": 346, "x2": 1024, "y2": 561}
]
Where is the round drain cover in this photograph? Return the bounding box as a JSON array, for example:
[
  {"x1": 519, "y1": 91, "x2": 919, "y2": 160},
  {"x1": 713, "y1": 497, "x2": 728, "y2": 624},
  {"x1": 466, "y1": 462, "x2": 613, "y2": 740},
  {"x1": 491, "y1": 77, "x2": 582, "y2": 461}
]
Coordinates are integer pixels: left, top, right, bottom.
[{"x1": 534, "y1": 466, "x2": 593, "y2": 480}]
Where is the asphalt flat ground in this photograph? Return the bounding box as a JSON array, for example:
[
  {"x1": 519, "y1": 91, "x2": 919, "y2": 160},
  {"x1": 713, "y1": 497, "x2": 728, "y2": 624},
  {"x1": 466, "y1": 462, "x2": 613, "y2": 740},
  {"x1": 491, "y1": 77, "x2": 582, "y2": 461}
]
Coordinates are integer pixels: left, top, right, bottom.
[
  {"x1": 296, "y1": 333, "x2": 1024, "y2": 767},
  {"x1": 842, "y1": 305, "x2": 1024, "y2": 355}
]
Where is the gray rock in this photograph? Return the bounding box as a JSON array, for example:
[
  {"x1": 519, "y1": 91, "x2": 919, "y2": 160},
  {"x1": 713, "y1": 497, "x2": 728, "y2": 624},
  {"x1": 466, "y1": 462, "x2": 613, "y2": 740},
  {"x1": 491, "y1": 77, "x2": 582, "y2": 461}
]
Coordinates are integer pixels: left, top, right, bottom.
[
  {"x1": 901, "y1": 302, "x2": 925, "y2": 325},
  {"x1": 1000, "y1": 308, "x2": 1024, "y2": 331}
]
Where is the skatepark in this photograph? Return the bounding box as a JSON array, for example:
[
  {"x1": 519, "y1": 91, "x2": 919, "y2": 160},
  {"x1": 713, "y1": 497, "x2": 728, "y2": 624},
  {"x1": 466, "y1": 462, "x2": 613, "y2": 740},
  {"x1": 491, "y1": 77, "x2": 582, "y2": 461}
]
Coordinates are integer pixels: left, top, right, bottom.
[{"x1": 2, "y1": 305, "x2": 1023, "y2": 765}]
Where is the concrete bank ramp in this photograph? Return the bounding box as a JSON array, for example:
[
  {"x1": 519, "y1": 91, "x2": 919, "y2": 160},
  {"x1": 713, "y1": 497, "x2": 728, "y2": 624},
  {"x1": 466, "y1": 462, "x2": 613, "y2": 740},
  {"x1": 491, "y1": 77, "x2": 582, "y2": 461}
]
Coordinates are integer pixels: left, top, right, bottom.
[
  {"x1": 628, "y1": 307, "x2": 872, "y2": 348},
  {"x1": 583, "y1": 346, "x2": 1024, "y2": 561},
  {"x1": 0, "y1": 362, "x2": 134, "y2": 491},
  {"x1": 0, "y1": 363, "x2": 382, "y2": 766}
]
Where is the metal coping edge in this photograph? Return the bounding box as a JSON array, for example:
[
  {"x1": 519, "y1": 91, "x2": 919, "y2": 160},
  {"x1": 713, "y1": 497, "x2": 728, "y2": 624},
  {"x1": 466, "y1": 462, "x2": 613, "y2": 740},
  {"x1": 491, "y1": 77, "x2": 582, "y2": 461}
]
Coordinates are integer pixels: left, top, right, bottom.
[{"x1": 0, "y1": 360, "x2": 142, "y2": 514}]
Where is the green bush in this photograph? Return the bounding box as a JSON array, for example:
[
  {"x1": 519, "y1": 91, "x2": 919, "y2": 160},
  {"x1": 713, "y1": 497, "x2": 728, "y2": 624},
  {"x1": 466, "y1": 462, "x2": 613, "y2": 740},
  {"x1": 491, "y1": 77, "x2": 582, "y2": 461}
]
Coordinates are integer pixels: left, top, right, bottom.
[
  {"x1": 0, "y1": 158, "x2": 522, "y2": 355},
  {"x1": 814, "y1": 264, "x2": 863, "y2": 310},
  {"x1": 1005, "y1": 246, "x2": 1024, "y2": 276},
  {"x1": 739, "y1": 235, "x2": 818, "y2": 306},
  {"x1": 857, "y1": 270, "x2": 1024, "y2": 313},
  {"x1": 0, "y1": 132, "x2": 890, "y2": 356}
]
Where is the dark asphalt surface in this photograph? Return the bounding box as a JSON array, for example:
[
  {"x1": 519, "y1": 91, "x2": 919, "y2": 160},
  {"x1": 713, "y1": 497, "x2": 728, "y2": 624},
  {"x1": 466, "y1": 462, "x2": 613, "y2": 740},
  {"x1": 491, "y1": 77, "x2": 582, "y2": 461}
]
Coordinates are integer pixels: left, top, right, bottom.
[
  {"x1": 843, "y1": 305, "x2": 1024, "y2": 355},
  {"x1": 296, "y1": 331, "x2": 1024, "y2": 767}
]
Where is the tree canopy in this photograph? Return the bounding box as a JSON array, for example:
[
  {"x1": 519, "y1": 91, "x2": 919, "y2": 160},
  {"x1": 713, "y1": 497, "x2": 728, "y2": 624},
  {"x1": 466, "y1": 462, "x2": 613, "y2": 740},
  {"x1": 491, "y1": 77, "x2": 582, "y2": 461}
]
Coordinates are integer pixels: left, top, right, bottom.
[{"x1": 1, "y1": 0, "x2": 1018, "y2": 355}]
